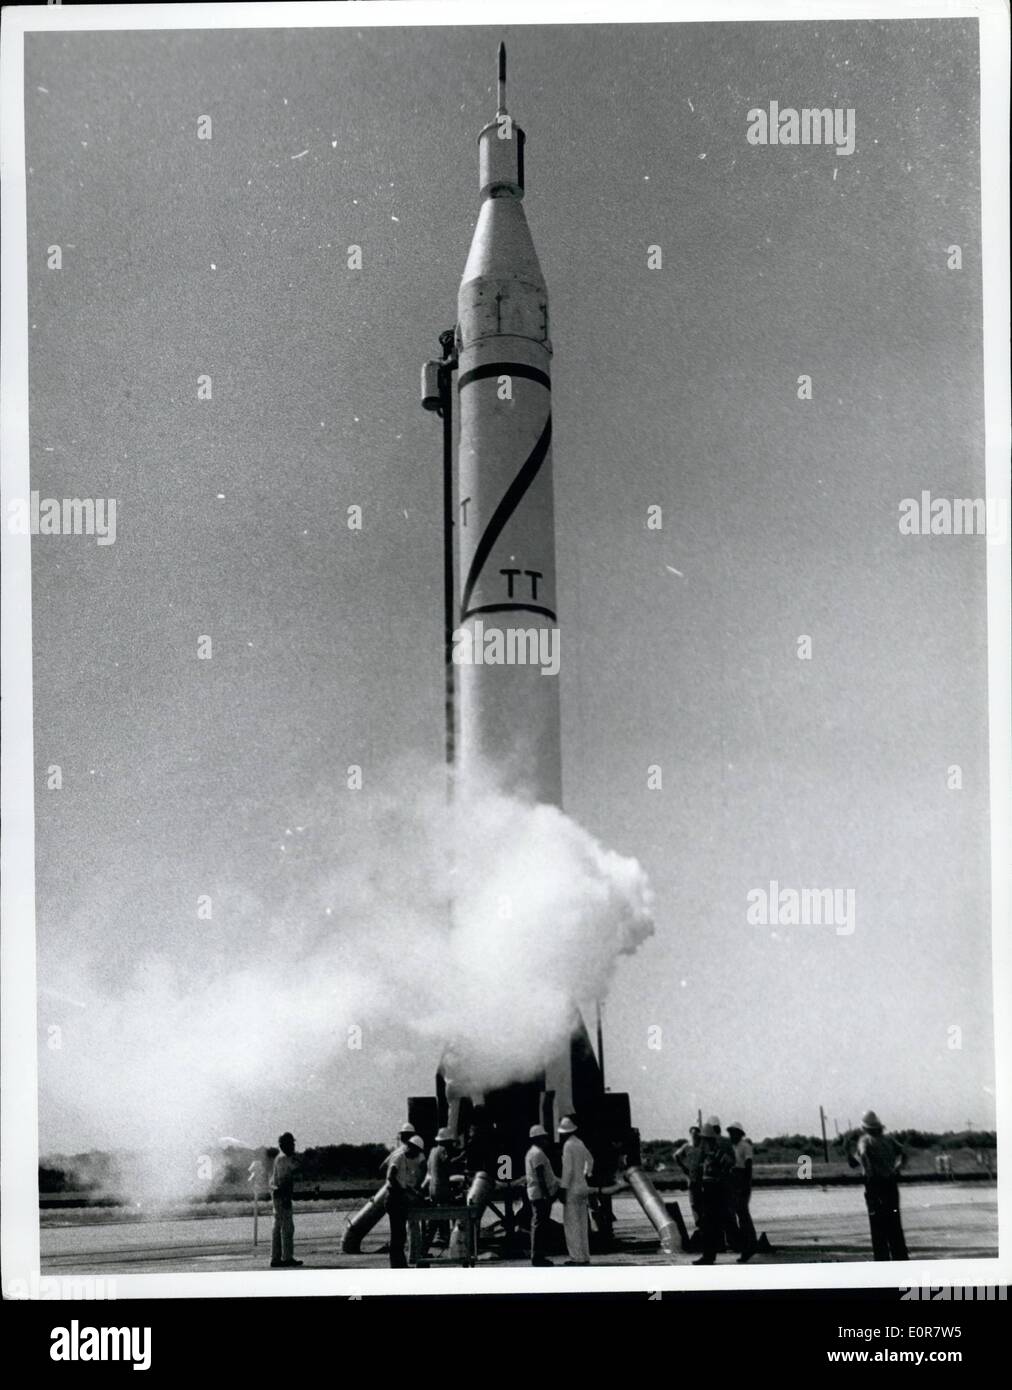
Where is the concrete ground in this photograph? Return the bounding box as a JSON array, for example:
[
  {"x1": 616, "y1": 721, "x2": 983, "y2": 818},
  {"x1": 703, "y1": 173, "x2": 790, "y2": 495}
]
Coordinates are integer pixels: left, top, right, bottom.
[{"x1": 40, "y1": 1183, "x2": 997, "y2": 1274}]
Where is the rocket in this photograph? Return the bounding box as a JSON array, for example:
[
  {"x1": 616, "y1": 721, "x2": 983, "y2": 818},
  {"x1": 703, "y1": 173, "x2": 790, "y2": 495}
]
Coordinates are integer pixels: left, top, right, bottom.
[
  {"x1": 454, "y1": 44, "x2": 560, "y2": 807},
  {"x1": 344, "y1": 48, "x2": 676, "y2": 1260},
  {"x1": 413, "y1": 48, "x2": 644, "y2": 1191},
  {"x1": 420, "y1": 45, "x2": 599, "y2": 1136},
  {"x1": 379, "y1": 46, "x2": 675, "y2": 1254}
]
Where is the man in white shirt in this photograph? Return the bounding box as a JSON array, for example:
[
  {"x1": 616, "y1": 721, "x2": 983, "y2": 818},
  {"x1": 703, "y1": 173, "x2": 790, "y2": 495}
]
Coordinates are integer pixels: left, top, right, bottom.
[
  {"x1": 558, "y1": 1116, "x2": 594, "y2": 1266},
  {"x1": 726, "y1": 1122, "x2": 757, "y2": 1263},
  {"x1": 525, "y1": 1124, "x2": 560, "y2": 1266},
  {"x1": 269, "y1": 1132, "x2": 303, "y2": 1268},
  {"x1": 385, "y1": 1123, "x2": 420, "y2": 1269}
]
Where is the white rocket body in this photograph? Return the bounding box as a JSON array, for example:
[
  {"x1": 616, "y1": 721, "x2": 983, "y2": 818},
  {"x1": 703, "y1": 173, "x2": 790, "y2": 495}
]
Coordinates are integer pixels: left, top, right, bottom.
[
  {"x1": 445, "y1": 69, "x2": 588, "y2": 1121},
  {"x1": 455, "y1": 107, "x2": 560, "y2": 807}
]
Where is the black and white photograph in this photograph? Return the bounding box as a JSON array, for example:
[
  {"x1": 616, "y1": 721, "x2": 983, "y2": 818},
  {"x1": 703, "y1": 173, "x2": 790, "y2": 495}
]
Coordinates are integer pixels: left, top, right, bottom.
[{"x1": 1, "y1": 0, "x2": 1009, "y2": 1352}]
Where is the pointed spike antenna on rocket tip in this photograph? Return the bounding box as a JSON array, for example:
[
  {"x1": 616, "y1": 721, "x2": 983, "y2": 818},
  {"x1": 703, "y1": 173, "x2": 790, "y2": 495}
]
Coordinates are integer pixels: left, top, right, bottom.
[{"x1": 497, "y1": 41, "x2": 507, "y2": 114}]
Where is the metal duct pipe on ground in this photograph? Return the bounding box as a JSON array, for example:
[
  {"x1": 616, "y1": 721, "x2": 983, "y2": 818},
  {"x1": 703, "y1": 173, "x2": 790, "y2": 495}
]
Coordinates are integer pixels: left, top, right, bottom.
[
  {"x1": 341, "y1": 1182, "x2": 389, "y2": 1254},
  {"x1": 625, "y1": 1166, "x2": 679, "y2": 1257}
]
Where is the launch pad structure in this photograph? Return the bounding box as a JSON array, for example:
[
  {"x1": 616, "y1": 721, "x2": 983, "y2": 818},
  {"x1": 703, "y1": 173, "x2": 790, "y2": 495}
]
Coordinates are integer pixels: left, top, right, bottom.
[{"x1": 344, "y1": 45, "x2": 675, "y2": 1261}]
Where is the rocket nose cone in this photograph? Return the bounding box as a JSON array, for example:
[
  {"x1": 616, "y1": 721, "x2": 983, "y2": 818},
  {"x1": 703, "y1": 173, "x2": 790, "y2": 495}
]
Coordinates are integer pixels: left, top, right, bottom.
[{"x1": 461, "y1": 195, "x2": 544, "y2": 288}]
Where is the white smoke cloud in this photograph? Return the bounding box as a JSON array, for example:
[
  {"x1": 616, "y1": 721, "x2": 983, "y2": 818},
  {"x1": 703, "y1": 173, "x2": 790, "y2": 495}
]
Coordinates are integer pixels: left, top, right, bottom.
[
  {"x1": 40, "y1": 763, "x2": 653, "y2": 1200},
  {"x1": 429, "y1": 787, "x2": 654, "y2": 1089}
]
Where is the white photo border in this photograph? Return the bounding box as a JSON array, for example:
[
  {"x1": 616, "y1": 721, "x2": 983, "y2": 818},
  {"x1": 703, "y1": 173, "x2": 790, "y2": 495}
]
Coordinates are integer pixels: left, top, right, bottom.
[{"x1": 2, "y1": 0, "x2": 1009, "y2": 1300}]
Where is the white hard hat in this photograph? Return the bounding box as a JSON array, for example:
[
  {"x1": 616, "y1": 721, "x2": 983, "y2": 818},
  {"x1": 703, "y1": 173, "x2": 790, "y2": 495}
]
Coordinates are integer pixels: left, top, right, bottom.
[
  {"x1": 558, "y1": 1117, "x2": 578, "y2": 1135},
  {"x1": 435, "y1": 1126, "x2": 455, "y2": 1143},
  {"x1": 398, "y1": 1122, "x2": 416, "y2": 1135},
  {"x1": 410, "y1": 1135, "x2": 425, "y2": 1150},
  {"x1": 727, "y1": 1121, "x2": 745, "y2": 1134},
  {"x1": 529, "y1": 1124, "x2": 548, "y2": 1139}
]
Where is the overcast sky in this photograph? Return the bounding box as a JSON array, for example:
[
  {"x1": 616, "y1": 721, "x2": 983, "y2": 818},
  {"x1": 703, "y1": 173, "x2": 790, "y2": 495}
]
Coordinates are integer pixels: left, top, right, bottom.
[{"x1": 25, "y1": 17, "x2": 993, "y2": 1153}]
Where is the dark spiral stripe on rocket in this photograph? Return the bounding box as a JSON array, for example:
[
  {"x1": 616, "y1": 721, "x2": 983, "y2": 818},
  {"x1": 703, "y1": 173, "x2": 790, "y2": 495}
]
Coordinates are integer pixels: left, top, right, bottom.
[
  {"x1": 459, "y1": 409, "x2": 553, "y2": 623},
  {"x1": 457, "y1": 362, "x2": 551, "y2": 392},
  {"x1": 463, "y1": 602, "x2": 557, "y2": 621}
]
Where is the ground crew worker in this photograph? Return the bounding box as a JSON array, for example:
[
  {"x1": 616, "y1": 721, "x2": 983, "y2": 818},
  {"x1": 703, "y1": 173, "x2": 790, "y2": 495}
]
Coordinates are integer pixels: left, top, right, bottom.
[
  {"x1": 847, "y1": 1110, "x2": 908, "y2": 1260},
  {"x1": 707, "y1": 1116, "x2": 740, "y2": 1252},
  {"x1": 379, "y1": 1121, "x2": 417, "y2": 1168},
  {"x1": 693, "y1": 1122, "x2": 735, "y2": 1265},
  {"x1": 674, "y1": 1125, "x2": 703, "y2": 1233},
  {"x1": 726, "y1": 1122, "x2": 757, "y2": 1262},
  {"x1": 525, "y1": 1124, "x2": 560, "y2": 1266},
  {"x1": 384, "y1": 1123, "x2": 419, "y2": 1269},
  {"x1": 408, "y1": 1133, "x2": 427, "y2": 1176},
  {"x1": 406, "y1": 1134, "x2": 429, "y2": 1262},
  {"x1": 558, "y1": 1116, "x2": 594, "y2": 1266},
  {"x1": 424, "y1": 1126, "x2": 455, "y2": 1252},
  {"x1": 269, "y1": 1132, "x2": 303, "y2": 1268}
]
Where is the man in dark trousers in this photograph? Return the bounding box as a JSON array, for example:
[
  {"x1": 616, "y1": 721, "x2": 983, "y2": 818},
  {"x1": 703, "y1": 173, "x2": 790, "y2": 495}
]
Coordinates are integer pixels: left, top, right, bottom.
[
  {"x1": 269, "y1": 1132, "x2": 303, "y2": 1268},
  {"x1": 384, "y1": 1122, "x2": 419, "y2": 1269},
  {"x1": 692, "y1": 1122, "x2": 736, "y2": 1265},
  {"x1": 848, "y1": 1110, "x2": 909, "y2": 1260},
  {"x1": 524, "y1": 1124, "x2": 560, "y2": 1266},
  {"x1": 707, "y1": 1115, "x2": 741, "y2": 1252},
  {"x1": 727, "y1": 1122, "x2": 758, "y2": 1262}
]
